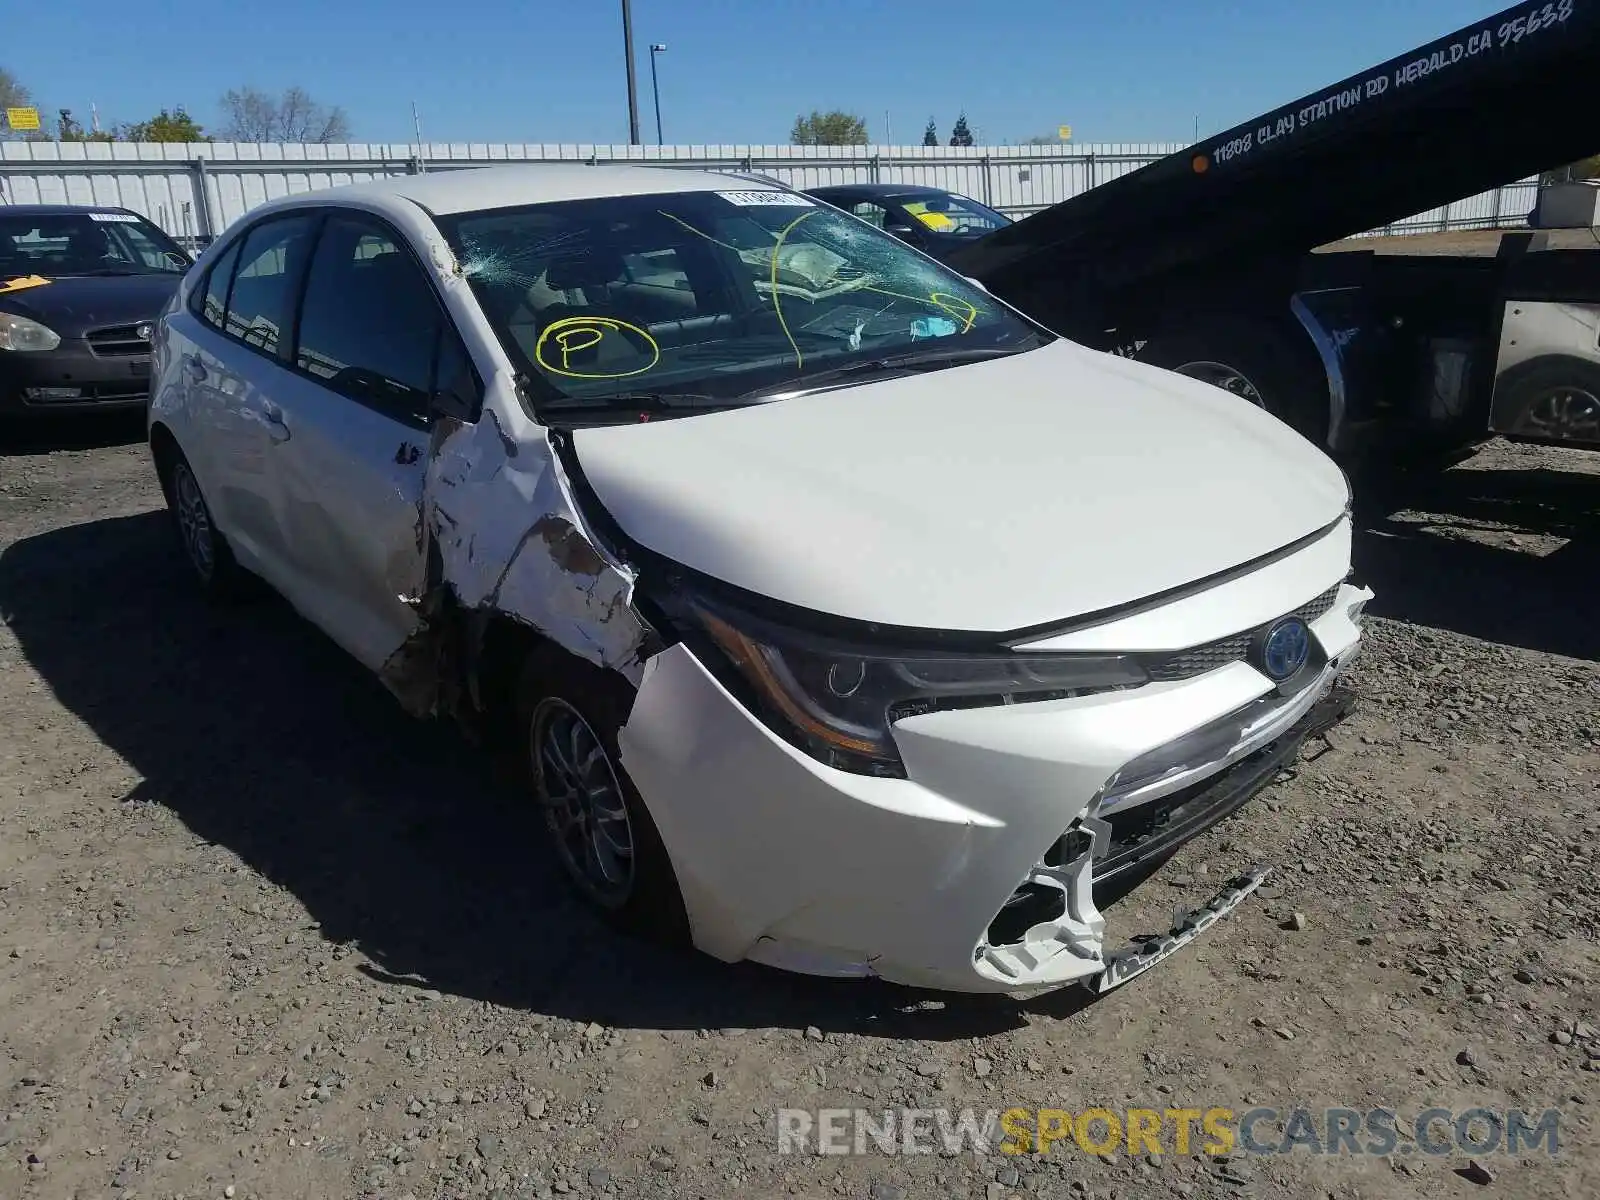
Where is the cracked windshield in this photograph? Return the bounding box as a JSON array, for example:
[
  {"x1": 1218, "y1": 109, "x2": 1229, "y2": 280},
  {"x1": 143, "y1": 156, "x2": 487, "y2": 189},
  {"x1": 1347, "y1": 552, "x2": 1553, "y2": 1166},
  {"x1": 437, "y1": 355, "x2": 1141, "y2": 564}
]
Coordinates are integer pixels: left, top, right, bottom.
[{"x1": 437, "y1": 188, "x2": 1047, "y2": 413}]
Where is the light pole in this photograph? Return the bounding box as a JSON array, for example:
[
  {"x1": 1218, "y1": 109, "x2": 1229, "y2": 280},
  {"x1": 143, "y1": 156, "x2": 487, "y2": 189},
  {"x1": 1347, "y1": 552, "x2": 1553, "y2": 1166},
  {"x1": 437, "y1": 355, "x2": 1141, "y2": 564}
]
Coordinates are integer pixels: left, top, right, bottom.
[
  {"x1": 621, "y1": 0, "x2": 641, "y2": 145},
  {"x1": 649, "y1": 43, "x2": 667, "y2": 145}
]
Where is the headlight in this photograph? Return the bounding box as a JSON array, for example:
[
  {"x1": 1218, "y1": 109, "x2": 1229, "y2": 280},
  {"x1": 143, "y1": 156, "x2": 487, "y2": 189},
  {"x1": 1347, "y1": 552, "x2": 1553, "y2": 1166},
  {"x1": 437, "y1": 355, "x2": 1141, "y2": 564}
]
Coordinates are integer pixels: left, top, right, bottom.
[
  {"x1": 0, "y1": 313, "x2": 62, "y2": 352},
  {"x1": 664, "y1": 594, "x2": 1148, "y2": 777}
]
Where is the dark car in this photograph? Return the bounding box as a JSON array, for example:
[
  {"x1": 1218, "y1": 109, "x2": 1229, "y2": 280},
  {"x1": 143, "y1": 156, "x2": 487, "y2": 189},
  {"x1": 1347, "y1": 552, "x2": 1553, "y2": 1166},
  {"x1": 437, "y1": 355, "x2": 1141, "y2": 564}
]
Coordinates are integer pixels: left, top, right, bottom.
[
  {"x1": 803, "y1": 184, "x2": 1012, "y2": 262},
  {"x1": 1, "y1": 204, "x2": 192, "y2": 418}
]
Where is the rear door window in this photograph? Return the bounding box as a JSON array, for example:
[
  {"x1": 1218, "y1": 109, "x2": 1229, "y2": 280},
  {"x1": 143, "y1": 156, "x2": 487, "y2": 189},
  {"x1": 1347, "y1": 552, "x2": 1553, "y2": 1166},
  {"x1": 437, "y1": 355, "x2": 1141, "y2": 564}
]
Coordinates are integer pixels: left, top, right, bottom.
[{"x1": 195, "y1": 240, "x2": 243, "y2": 332}]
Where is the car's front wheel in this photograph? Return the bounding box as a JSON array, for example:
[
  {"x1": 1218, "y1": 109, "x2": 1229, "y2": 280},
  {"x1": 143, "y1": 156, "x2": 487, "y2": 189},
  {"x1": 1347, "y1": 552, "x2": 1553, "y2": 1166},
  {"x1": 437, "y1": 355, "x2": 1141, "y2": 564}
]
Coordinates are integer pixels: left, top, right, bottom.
[{"x1": 514, "y1": 646, "x2": 690, "y2": 944}]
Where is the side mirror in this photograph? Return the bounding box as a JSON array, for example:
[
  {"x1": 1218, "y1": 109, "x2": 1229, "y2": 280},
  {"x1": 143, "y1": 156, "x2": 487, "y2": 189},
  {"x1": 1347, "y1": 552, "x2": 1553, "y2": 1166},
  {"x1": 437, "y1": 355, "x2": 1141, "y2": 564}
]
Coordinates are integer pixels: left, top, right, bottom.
[{"x1": 166, "y1": 250, "x2": 193, "y2": 269}]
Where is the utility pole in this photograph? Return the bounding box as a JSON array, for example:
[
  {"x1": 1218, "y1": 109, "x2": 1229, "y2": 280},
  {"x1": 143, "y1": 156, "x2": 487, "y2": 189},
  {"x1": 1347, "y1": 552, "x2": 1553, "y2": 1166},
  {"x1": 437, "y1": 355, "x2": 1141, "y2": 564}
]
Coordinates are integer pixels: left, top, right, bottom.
[
  {"x1": 649, "y1": 44, "x2": 667, "y2": 144},
  {"x1": 621, "y1": 0, "x2": 642, "y2": 145}
]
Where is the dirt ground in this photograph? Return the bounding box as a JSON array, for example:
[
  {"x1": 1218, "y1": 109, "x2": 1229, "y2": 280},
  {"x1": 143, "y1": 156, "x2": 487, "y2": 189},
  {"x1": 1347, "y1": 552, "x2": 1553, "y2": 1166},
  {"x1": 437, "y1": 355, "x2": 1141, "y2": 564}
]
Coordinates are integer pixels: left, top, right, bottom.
[{"x1": 0, "y1": 416, "x2": 1596, "y2": 1200}]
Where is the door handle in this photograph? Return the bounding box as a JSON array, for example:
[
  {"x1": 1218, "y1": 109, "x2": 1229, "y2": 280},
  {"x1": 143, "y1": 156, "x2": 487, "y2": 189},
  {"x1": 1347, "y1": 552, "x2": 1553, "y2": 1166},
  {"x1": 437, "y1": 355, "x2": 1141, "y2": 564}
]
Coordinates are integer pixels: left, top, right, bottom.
[
  {"x1": 183, "y1": 355, "x2": 207, "y2": 382},
  {"x1": 262, "y1": 401, "x2": 291, "y2": 443}
]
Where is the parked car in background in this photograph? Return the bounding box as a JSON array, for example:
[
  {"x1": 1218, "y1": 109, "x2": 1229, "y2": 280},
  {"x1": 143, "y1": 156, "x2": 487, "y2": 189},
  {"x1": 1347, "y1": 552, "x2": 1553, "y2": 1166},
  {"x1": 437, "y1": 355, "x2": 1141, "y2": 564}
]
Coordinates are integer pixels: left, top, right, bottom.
[
  {"x1": 805, "y1": 183, "x2": 1012, "y2": 262},
  {"x1": 147, "y1": 164, "x2": 1368, "y2": 996},
  {"x1": 1, "y1": 205, "x2": 191, "y2": 418}
]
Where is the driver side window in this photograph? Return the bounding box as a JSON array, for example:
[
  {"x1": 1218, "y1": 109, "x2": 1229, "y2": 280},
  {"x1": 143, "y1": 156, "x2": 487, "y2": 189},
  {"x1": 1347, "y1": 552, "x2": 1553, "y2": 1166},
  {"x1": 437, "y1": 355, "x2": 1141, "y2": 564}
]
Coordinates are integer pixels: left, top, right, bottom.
[{"x1": 293, "y1": 215, "x2": 468, "y2": 427}]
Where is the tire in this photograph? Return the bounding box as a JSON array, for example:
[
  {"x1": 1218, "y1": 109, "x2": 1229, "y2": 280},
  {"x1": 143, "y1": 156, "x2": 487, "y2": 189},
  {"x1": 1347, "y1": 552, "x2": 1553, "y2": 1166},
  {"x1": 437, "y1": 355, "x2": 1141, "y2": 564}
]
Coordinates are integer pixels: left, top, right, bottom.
[
  {"x1": 163, "y1": 449, "x2": 250, "y2": 601},
  {"x1": 1133, "y1": 316, "x2": 1332, "y2": 445},
  {"x1": 514, "y1": 645, "x2": 690, "y2": 946},
  {"x1": 1493, "y1": 355, "x2": 1600, "y2": 446}
]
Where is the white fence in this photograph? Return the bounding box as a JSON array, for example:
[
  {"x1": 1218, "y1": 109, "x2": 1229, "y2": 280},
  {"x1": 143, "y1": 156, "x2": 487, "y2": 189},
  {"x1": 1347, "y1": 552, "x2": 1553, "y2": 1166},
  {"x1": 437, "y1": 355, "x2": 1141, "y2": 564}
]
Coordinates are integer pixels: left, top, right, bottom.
[{"x1": 0, "y1": 140, "x2": 1541, "y2": 248}]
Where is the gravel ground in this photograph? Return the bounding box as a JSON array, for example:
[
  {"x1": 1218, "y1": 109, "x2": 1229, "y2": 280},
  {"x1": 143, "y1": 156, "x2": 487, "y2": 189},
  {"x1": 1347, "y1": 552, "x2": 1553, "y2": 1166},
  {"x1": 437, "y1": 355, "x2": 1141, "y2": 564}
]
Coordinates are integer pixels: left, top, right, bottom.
[{"x1": 0, "y1": 416, "x2": 1596, "y2": 1200}]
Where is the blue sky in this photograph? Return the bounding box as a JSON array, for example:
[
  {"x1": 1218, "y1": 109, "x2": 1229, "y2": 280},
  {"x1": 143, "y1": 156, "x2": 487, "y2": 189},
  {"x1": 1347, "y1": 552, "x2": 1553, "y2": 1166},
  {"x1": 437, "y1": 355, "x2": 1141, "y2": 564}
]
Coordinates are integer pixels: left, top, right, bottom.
[{"x1": 14, "y1": 0, "x2": 1502, "y2": 145}]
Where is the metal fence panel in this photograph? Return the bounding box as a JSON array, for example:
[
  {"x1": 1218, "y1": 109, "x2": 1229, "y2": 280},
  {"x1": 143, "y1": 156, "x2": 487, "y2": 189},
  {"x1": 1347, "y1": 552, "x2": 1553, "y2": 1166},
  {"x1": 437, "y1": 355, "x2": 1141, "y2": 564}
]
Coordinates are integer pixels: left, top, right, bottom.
[{"x1": 0, "y1": 140, "x2": 1543, "y2": 246}]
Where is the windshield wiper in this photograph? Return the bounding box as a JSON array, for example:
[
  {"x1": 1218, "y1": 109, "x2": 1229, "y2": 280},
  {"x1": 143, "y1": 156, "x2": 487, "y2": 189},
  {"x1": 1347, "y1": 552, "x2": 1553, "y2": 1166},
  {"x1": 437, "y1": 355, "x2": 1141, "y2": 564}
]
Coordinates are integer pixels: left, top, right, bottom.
[
  {"x1": 537, "y1": 391, "x2": 746, "y2": 421},
  {"x1": 736, "y1": 344, "x2": 1035, "y2": 400}
]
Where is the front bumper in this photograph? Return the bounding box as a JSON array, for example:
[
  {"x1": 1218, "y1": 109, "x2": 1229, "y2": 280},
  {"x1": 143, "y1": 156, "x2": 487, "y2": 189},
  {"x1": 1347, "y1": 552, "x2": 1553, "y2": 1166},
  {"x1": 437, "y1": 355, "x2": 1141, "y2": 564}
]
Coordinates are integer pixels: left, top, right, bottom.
[
  {"x1": 0, "y1": 341, "x2": 151, "y2": 415},
  {"x1": 618, "y1": 581, "x2": 1369, "y2": 995}
]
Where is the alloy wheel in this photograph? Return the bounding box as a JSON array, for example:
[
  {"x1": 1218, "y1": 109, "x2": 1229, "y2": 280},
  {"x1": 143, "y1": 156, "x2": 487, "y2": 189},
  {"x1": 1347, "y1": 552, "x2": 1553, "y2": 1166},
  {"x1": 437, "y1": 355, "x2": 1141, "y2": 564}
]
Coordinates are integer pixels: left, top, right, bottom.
[
  {"x1": 173, "y1": 463, "x2": 216, "y2": 582},
  {"x1": 529, "y1": 697, "x2": 636, "y2": 908},
  {"x1": 1176, "y1": 360, "x2": 1266, "y2": 407},
  {"x1": 1518, "y1": 384, "x2": 1600, "y2": 442}
]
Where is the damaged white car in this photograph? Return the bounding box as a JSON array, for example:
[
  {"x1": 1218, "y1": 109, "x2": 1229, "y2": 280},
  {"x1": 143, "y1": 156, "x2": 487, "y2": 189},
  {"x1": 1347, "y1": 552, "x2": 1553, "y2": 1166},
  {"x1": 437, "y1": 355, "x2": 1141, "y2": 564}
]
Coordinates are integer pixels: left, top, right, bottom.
[{"x1": 146, "y1": 165, "x2": 1371, "y2": 995}]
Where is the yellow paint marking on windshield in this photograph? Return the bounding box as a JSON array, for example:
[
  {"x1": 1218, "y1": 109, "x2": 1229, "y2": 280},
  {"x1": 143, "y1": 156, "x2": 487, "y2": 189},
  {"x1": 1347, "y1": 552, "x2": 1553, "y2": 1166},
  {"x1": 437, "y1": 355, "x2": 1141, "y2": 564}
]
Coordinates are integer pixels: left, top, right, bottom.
[
  {"x1": 657, "y1": 211, "x2": 743, "y2": 253},
  {"x1": 770, "y1": 209, "x2": 815, "y2": 370},
  {"x1": 533, "y1": 316, "x2": 661, "y2": 379},
  {"x1": 929, "y1": 292, "x2": 979, "y2": 333},
  {"x1": 862, "y1": 284, "x2": 982, "y2": 333},
  {"x1": 0, "y1": 274, "x2": 52, "y2": 295}
]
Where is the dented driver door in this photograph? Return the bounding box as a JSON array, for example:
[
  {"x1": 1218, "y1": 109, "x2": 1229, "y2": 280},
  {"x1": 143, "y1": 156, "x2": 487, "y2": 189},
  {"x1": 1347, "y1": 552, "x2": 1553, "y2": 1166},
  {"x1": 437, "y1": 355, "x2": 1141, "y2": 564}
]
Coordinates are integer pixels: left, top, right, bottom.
[{"x1": 260, "y1": 216, "x2": 447, "y2": 671}]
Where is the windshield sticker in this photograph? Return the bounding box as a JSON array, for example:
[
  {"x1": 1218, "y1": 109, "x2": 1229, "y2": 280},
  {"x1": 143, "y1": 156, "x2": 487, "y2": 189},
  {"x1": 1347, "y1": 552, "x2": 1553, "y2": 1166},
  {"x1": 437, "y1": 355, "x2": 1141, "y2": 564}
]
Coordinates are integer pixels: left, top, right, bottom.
[
  {"x1": 88, "y1": 212, "x2": 142, "y2": 223},
  {"x1": 716, "y1": 190, "x2": 815, "y2": 208},
  {"x1": 534, "y1": 316, "x2": 661, "y2": 379},
  {"x1": 0, "y1": 274, "x2": 52, "y2": 295}
]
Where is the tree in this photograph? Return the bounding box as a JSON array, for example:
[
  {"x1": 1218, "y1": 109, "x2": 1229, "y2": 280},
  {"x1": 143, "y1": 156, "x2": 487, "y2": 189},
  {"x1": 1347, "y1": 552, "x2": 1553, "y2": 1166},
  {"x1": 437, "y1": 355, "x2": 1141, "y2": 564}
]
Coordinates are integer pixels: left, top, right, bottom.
[
  {"x1": 790, "y1": 110, "x2": 867, "y2": 146},
  {"x1": 123, "y1": 107, "x2": 210, "y2": 143},
  {"x1": 56, "y1": 109, "x2": 115, "y2": 143},
  {"x1": 948, "y1": 112, "x2": 974, "y2": 147},
  {"x1": 219, "y1": 86, "x2": 350, "y2": 143},
  {"x1": 922, "y1": 117, "x2": 938, "y2": 147},
  {"x1": 1022, "y1": 134, "x2": 1058, "y2": 145}
]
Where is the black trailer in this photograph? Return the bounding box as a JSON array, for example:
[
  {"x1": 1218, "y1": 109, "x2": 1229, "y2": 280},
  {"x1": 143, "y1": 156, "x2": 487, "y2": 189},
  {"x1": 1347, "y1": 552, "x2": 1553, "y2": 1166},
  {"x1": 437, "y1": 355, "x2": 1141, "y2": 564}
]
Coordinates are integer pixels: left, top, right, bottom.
[{"x1": 945, "y1": 0, "x2": 1600, "y2": 458}]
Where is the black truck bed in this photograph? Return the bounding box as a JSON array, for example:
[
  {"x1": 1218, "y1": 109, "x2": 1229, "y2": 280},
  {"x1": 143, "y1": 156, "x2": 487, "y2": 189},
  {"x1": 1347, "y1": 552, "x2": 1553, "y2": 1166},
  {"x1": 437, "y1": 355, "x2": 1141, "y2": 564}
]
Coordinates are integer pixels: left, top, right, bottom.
[{"x1": 948, "y1": 0, "x2": 1600, "y2": 312}]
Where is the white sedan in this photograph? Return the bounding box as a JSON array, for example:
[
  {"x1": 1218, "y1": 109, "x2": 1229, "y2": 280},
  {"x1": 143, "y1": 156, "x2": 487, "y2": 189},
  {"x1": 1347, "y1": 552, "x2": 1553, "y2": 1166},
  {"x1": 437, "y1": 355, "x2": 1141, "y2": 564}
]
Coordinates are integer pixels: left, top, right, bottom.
[{"x1": 147, "y1": 164, "x2": 1370, "y2": 994}]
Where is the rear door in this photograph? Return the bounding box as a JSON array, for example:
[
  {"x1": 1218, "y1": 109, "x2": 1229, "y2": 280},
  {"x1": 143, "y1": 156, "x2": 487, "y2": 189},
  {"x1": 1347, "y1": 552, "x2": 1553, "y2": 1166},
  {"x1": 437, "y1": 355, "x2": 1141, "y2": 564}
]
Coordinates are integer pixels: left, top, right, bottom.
[
  {"x1": 264, "y1": 210, "x2": 481, "y2": 670},
  {"x1": 183, "y1": 212, "x2": 321, "y2": 583}
]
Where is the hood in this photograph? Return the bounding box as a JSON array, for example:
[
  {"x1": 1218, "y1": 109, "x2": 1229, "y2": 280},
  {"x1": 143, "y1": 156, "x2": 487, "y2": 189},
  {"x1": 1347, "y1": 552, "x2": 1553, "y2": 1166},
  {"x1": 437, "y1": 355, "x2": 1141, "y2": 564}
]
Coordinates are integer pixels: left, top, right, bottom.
[
  {"x1": 571, "y1": 340, "x2": 1350, "y2": 633},
  {"x1": 0, "y1": 273, "x2": 182, "y2": 337}
]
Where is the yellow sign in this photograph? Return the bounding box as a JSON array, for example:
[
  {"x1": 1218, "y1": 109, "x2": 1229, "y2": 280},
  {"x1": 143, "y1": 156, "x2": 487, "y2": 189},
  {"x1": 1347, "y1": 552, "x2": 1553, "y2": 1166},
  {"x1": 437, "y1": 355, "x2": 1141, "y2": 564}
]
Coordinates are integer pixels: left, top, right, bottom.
[
  {"x1": 1057, "y1": 125, "x2": 1072, "y2": 140},
  {"x1": 0, "y1": 274, "x2": 52, "y2": 295},
  {"x1": 912, "y1": 210, "x2": 955, "y2": 231},
  {"x1": 5, "y1": 107, "x2": 41, "y2": 132}
]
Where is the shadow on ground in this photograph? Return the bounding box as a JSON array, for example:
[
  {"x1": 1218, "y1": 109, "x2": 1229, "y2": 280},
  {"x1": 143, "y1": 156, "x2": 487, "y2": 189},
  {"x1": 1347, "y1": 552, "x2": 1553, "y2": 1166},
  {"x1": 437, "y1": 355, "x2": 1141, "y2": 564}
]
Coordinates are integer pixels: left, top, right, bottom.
[
  {"x1": 5, "y1": 456, "x2": 1589, "y2": 1034},
  {"x1": 0, "y1": 511, "x2": 1074, "y2": 1038},
  {"x1": 1351, "y1": 463, "x2": 1600, "y2": 661},
  {"x1": 0, "y1": 411, "x2": 147, "y2": 457}
]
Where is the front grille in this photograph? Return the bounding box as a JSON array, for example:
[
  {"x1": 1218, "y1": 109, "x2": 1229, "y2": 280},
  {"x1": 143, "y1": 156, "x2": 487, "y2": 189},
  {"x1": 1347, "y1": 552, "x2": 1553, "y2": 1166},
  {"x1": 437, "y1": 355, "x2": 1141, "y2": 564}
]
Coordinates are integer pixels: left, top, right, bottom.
[
  {"x1": 23, "y1": 384, "x2": 147, "y2": 406},
  {"x1": 85, "y1": 324, "x2": 151, "y2": 356},
  {"x1": 1145, "y1": 582, "x2": 1343, "y2": 683}
]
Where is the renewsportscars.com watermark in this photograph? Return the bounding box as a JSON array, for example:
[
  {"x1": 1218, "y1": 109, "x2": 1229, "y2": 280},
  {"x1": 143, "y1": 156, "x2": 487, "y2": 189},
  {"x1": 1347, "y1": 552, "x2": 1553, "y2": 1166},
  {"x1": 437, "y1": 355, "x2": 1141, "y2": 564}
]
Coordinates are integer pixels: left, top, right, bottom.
[{"x1": 774, "y1": 1106, "x2": 1562, "y2": 1159}]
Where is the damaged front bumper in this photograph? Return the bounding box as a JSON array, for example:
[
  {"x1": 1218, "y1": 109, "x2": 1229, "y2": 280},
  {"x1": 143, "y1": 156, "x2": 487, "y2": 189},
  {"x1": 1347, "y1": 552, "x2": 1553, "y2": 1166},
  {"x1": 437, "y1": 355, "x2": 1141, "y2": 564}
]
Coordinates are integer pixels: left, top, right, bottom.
[{"x1": 618, "y1": 582, "x2": 1368, "y2": 995}]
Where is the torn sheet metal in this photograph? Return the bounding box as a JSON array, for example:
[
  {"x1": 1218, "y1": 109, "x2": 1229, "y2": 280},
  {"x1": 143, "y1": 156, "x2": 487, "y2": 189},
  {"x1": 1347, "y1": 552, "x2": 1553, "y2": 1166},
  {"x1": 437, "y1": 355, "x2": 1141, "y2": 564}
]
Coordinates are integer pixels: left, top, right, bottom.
[{"x1": 389, "y1": 390, "x2": 651, "y2": 695}]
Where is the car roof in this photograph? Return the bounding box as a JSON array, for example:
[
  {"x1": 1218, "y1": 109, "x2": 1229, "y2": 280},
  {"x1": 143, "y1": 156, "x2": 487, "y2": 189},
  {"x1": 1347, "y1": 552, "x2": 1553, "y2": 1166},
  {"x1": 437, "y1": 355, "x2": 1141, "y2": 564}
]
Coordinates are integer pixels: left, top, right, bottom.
[
  {"x1": 0, "y1": 203, "x2": 141, "y2": 217},
  {"x1": 245, "y1": 163, "x2": 781, "y2": 219},
  {"x1": 806, "y1": 183, "x2": 950, "y2": 199}
]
